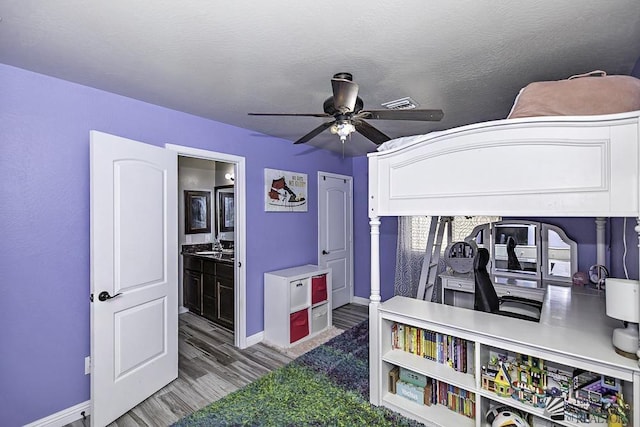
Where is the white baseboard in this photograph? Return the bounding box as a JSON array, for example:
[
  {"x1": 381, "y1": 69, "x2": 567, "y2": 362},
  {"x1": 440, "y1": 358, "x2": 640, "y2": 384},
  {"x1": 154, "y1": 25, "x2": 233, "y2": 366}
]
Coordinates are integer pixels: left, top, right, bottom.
[
  {"x1": 24, "y1": 400, "x2": 90, "y2": 427},
  {"x1": 246, "y1": 330, "x2": 263, "y2": 347},
  {"x1": 178, "y1": 305, "x2": 189, "y2": 314},
  {"x1": 351, "y1": 296, "x2": 370, "y2": 306}
]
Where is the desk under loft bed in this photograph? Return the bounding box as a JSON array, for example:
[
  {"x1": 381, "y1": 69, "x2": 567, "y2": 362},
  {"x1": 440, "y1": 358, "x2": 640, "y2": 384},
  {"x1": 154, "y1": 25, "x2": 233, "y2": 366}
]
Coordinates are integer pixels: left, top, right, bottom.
[{"x1": 367, "y1": 111, "x2": 640, "y2": 426}]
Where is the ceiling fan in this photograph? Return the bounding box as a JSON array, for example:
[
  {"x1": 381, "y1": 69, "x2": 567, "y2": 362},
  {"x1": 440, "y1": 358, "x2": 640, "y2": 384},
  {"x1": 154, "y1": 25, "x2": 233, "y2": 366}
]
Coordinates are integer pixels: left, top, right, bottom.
[{"x1": 248, "y1": 72, "x2": 444, "y2": 146}]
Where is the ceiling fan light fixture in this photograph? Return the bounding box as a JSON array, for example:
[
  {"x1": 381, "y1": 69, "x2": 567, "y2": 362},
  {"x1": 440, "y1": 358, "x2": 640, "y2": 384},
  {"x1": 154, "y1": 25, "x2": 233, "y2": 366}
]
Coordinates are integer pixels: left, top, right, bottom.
[{"x1": 330, "y1": 121, "x2": 356, "y2": 142}]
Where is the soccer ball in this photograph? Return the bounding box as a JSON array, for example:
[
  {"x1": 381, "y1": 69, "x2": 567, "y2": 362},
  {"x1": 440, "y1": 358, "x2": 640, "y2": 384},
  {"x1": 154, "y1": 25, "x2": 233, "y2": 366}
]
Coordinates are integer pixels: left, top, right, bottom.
[{"x1": 486, "y1": 406, "x2": 529, "y2": 427}]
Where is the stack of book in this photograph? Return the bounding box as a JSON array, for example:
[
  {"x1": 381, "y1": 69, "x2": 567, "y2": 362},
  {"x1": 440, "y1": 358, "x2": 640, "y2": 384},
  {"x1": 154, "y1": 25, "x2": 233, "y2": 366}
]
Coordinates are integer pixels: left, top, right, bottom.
[
  {"x1": 388, "y1": 365, "x2": 476, "y2": 419},
  {"x1": 391, "y1": 322, "x2": 471, "y2": 373}
]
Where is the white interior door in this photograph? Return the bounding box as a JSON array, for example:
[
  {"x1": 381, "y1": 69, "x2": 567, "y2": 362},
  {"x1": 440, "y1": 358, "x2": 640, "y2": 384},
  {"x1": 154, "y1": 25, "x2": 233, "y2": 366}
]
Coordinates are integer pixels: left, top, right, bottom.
[
  {"x1": 90, "y1": 131, "x2": 178, "y2": 426},
  {"x1": 318, "y1": 173, "x2": 353, "y2": 308}
]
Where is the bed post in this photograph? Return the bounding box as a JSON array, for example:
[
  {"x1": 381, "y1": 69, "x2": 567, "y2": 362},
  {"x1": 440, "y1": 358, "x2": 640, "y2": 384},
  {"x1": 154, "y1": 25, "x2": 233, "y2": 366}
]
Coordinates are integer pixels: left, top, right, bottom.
[
  {"x1": 369, "y1": 216, "x2": 381, "y2": 405},
  {"x1": 635, "y1": 219, "x2": 640, "y2": 427},
  {"x1": 596, "y1": 217, "x2": 607, "y2": 267},
  {"x1": 636, "y1": 219, "x2": 640, "y2": 367}
]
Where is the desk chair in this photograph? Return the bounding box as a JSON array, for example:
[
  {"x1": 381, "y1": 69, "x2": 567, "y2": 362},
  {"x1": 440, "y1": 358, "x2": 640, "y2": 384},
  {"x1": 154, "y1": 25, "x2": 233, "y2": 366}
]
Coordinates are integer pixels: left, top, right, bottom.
[
  {"x1": 474, "y1": 248, "x2": 542, "y2": 322},
  {"x1": 506, "y1": 236, "x2": 522, "y2": 271}
]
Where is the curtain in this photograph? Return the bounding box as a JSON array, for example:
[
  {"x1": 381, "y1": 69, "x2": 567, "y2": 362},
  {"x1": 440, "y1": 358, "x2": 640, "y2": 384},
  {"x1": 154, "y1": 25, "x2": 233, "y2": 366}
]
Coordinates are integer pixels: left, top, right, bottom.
[
  {"x1": 393, "y1": 215, "x2": 498, "y2": 301},
  {"x1": 393, "y1": 217, "x2": 427, "y2": 298}
]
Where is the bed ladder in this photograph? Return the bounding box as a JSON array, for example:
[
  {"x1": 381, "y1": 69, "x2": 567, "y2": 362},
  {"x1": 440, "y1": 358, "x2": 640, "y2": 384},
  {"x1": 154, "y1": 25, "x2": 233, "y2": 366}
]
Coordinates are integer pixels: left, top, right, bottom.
[{"x1": 416, "y1": 216, "x2": 452, "y2": 301}]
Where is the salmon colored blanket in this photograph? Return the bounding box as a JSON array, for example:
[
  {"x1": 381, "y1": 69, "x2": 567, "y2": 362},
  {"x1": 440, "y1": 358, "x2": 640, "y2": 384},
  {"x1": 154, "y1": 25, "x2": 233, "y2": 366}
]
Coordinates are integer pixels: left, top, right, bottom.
[{"x1": 508, "y1": 71, "x2": 640, "y2": 119}]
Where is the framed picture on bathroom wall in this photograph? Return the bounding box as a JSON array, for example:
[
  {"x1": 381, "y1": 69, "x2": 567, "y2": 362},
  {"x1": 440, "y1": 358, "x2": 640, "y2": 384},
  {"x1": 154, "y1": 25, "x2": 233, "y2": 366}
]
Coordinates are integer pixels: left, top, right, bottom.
[
  {"x1": 185, "y1": 190, "x2": 211, "y2": 234},
  {"x1": 264, "y1": 168, "x2": 307, "y2": 212}
]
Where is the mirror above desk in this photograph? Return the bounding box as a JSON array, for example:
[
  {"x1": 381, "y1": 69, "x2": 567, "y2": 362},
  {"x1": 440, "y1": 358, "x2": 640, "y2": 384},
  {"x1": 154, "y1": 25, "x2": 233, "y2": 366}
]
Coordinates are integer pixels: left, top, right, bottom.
[{"x1": 440, "y1": 220, "x2": 578, "y2": 308}]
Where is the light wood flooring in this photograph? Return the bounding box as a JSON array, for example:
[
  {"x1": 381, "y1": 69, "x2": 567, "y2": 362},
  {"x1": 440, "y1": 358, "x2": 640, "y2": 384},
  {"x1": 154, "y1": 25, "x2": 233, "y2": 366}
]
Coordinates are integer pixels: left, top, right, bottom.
[{"x1": 67, "y1": 303, "x2": 369, "y2": 427}]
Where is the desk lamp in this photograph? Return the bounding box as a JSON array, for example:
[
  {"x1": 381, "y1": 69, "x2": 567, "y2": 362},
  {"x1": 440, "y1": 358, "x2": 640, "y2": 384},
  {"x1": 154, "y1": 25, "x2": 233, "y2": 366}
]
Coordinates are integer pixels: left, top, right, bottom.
[{"x1": 606, "y1": 278, "x2": 640, "y2": 359}]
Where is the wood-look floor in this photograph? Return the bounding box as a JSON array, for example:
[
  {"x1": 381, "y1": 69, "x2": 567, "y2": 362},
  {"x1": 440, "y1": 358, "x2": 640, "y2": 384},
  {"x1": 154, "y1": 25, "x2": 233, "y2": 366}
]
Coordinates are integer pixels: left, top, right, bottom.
[{"x1": 67, "y1": 303, "x2": 369, "y2": 427}]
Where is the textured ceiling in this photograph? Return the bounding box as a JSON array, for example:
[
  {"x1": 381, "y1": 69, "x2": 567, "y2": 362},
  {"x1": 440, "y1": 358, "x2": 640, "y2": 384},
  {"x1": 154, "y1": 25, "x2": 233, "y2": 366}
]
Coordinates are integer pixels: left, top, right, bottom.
[{"x1": 1, "y1": 1, "x2": 639, "y2": 156}]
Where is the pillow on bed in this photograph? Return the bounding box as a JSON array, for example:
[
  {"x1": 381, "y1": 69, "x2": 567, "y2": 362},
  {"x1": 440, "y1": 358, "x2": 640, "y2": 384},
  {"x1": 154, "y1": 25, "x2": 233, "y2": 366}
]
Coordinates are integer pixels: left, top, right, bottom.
[{"x1": 508, "y1": 71, "x2": 640, "y2": 119}]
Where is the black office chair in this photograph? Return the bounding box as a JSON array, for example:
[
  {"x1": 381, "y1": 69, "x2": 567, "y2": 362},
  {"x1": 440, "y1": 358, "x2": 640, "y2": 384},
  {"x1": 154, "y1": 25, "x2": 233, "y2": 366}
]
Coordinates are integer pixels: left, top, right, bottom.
[
  {"x1": 506, "y1": 236, "x2": 522, "y2": 271},
  {"x1": 474, "y1": 248, "x2": 542, "y2": 322}
]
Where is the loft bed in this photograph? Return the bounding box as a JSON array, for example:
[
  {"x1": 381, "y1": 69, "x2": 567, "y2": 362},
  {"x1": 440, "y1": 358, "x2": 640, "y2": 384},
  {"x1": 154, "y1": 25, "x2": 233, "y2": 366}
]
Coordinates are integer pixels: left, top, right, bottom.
[{"x1": 366, "y1": 110, "x2": 640, "y2": 426}]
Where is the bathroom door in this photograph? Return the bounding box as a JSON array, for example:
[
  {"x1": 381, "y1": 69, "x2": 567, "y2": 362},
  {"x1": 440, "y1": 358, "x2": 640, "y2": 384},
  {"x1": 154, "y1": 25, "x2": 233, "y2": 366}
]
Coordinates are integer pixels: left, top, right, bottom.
[{"x1": 90, "y1": 131, "x2": 178, "y2": 426}]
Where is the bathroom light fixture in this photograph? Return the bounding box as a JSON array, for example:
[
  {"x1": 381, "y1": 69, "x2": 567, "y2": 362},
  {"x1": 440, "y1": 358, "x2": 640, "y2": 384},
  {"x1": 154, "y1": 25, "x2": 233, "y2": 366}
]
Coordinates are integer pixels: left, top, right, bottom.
[
  {"x1": 225, "y1": 173, "x2": 234, "y2": 181},
  {"x1": 330, "y1": 121, "x2": 355, "y2": 143}
]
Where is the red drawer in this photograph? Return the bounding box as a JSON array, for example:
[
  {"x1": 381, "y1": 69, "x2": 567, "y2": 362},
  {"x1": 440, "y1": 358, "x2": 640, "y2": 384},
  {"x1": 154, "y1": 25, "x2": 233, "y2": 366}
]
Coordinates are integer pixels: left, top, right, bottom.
[
  {"x1": 311, "y1": 274, "x2": 328, "y2": 304},
  {"x1": 289, "y1": 309, "x2": 309, "y2": 343}
]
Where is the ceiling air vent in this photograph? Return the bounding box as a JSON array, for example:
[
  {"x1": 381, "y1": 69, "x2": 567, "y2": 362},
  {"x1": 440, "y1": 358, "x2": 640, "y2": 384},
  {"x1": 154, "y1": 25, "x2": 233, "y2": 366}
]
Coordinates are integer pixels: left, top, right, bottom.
[{"x1": 381, "y1": 97, "x2": 419, "y2": 110}]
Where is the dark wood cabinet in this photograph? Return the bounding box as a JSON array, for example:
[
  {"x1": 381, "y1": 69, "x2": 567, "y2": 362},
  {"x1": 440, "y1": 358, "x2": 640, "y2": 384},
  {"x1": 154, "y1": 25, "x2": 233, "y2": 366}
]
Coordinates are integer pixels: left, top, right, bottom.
[
  {"x1": 202, "y1": 272, "x2": 216, "y2": 321},
  {"x1": 183, "y1": 254, "x2": 234, "y2": 330},
  {"x1": 216, "y1": 276, "x2": 234, "y2": 329},
  {"x1": 183, "y1": 268, "x2": 202, "y2": 315}
]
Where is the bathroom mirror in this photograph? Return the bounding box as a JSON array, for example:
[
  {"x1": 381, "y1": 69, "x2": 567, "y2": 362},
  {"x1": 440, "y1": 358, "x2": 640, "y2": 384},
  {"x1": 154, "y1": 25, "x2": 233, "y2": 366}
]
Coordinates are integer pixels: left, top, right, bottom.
[{"x1": 215, "y1": 185, "x2": 234, "y2": 238}]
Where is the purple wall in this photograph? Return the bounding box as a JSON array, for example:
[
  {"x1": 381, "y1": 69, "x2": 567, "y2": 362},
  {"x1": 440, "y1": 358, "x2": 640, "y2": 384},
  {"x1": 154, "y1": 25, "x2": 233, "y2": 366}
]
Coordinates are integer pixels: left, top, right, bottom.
[{"x1": 0, "y1": 64, "x2": 376, "y2": 426}]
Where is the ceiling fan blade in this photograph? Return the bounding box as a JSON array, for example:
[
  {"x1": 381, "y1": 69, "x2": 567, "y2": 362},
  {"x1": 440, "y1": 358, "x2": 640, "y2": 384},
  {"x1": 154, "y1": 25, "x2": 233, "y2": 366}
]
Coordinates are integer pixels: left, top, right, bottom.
[
  {"x1": 293, "y1": 120, "x2": 336, "y2": 144},
  {"x1": 248, "y1": 112, "x2": 331, "y2": 117},
  {"x1": 359, "y1": 109, "x2": 444, "y2": 121},
  {"x1": 331, "y1": 78, "x2": 359, "y2": 113},
  {"x1": 354, "y1": 120, "x2": 391, "y2": 145}
]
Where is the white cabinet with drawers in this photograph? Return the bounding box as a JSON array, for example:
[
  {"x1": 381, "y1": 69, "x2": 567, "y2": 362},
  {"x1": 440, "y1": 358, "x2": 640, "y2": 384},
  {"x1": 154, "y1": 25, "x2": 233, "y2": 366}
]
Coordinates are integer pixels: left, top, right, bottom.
[{"x1": 264, "y1": 264, "x2": 332, "y2": 348}]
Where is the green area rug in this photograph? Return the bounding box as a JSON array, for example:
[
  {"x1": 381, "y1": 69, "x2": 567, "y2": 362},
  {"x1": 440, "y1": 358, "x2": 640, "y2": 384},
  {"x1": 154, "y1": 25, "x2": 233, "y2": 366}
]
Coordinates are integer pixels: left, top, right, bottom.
[{"x1": 173, "y1": 320, "x2": 424, "y2": 426}]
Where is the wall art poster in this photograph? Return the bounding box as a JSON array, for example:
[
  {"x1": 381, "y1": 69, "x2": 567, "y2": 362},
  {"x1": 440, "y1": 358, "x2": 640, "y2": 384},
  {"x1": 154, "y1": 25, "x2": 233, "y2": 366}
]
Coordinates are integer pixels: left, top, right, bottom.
[
  {"x1": 264, "y1": 168, "x2": 307, "y2": 212},
  {"x1": 184, "y1": 190, "x2": 211, "y2": 234}
]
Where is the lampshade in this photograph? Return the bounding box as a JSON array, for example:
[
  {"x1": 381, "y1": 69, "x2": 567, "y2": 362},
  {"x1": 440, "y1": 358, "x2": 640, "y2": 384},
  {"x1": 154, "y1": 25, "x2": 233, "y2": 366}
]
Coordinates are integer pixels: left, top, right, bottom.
[
  {"x1": 605, "y1": 278, "x2": 640, "y2": 359},
  {"x1": 606, "y1": 278, "x2": 640, "y2": 322}
]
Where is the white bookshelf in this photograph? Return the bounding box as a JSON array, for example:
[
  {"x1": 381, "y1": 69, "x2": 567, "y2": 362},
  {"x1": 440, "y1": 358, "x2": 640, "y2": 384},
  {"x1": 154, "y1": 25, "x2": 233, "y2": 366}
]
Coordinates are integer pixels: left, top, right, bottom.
[{"x1": 374, "y1": 295, "x2": 640, "y2": 427}]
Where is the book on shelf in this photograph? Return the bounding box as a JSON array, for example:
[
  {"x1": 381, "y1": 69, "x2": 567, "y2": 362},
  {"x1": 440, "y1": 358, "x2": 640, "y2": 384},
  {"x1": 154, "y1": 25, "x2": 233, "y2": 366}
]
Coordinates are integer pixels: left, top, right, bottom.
[
  {"x1": 435, "y1": 379, "x2": 475, "y2": 419},
  {"x1": 390, "y1": 322, "x2": 473, "y2": 374},
  {"x1": 388, "y1": 366, "x2": 399, "y2": 394}
]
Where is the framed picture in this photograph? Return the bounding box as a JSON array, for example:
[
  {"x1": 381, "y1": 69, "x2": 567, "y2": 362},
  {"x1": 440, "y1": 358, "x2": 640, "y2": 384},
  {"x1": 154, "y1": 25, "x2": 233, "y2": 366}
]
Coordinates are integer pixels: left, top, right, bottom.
[
  {"x1": 215, "y1": 185, "x2": 234, "y2": 234},
  {"x1": 184, "y1": 190, "x2": 211, "y2": 234},
  {"x1": 264, "y1": 168, "x2": 307, "y2": 212}
]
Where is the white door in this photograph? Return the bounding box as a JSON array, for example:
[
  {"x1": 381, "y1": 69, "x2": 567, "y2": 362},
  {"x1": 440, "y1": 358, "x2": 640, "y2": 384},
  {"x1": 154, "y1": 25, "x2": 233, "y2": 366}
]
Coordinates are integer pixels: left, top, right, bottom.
[
  {"x1": 318, "y1": 173, "x2": 353, "y2": 308},
  {"x1": 90, "y1": 131, "x2": 178, "y2": 426}
]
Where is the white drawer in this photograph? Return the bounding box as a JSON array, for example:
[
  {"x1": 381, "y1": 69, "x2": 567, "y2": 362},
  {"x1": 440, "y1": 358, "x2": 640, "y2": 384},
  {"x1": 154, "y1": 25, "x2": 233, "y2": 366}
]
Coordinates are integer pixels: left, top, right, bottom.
[
  {"x1": 311, "y1": 303, "x2": 329, "y2": 334},
  {"x1": 290, "y1": 278, "x2": 310, "y2": 312},
  {"x1": 494, "y1": 284, "x2": 545, "y2": 302},
  {"x1": 442, "y1": 278, "x2": 474, "y2": 293}
]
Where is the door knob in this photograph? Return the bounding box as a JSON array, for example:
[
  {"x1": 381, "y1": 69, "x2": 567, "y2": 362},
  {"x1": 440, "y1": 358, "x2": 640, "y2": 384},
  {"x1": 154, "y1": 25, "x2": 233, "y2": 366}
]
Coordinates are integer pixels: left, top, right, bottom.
[
  {"x1": 322, "y1": 250, "x2": 329, "y2": 255},
  {"x1": 98, "y1": 291, "x2": 122, "y2": 302}
]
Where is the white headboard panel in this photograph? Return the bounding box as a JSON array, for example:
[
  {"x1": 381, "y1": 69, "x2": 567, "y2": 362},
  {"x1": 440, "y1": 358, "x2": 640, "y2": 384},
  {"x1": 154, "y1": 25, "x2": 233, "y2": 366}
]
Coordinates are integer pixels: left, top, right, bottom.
[{"x1": 368, "y1": 112, "x2": 640, "y2": 218}]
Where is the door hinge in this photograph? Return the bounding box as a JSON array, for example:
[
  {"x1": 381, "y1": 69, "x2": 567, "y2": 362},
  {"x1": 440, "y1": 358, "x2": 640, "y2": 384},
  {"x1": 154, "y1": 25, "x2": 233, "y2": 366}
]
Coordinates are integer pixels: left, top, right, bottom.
[
  {"x1": 84, "y1": 356, "x2": 91, "y2": 375},
  {"x1": 90, "y1": 293, "x2": 93, "y2": 302}
]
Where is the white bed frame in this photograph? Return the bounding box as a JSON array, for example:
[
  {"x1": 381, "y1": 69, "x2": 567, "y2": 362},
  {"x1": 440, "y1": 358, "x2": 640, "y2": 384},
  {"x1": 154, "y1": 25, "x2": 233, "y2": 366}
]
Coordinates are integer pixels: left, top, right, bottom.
[{"x1": 367, "y1": 111, "x2": 640, "y2": 425}]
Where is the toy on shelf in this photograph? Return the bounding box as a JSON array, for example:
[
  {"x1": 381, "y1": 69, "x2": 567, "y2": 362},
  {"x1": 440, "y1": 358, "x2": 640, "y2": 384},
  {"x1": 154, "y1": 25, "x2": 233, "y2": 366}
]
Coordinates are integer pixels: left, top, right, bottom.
[
  {"x1": 486, "y1": 405, "x2": 530, "y2": 427},
  {"x1": 482, "y1": 352, "x2": 515, "y2": 397},
  {"x1": 481, "y1": 349, "x2": 632, "y2": 424},
  {"x1": 565, "y1": 371, "x2": 624, "y2": 424},
  {"x1": 606, "y1": 392, "x2": 630, "y2": 426},
  {"x1": 543, "y1": 396, "x2": 564, "y2": 421},
  {"x1": 511, "y1": 354, "x2": 546, "y2": 407}
]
